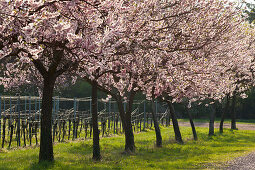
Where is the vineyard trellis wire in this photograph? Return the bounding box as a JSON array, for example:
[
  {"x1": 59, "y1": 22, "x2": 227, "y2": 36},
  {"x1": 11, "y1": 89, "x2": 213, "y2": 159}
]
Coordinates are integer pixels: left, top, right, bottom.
[{"x1": 0, "y1": 95, "x2": 171, "y2": 148}]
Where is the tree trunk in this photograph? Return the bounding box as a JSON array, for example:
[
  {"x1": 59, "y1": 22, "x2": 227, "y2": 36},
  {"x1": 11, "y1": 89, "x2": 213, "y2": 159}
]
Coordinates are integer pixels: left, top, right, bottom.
[
  {"x1": 209, "y1": 105, "x2": 215, "y2": 136},
  {"x1": 220, "y1": 94, "x2": 230, "y2": 133},
  {"x1": 116, "y1": 97, "x2": 135, "y2": 153},
  {"x1": 168, "y1": 102, "x2": 183, "y2": 144},
  {"x1": 186, "y1": 106, "x2": 197, "y2": 141},
  {"x1": 39, "y1": 77, "x2": 55, "y2": 162},
  {"x1": 124, "y1": 114, "x2": 135, "y2": 152},
  {"x1": 116, "y1": 99, "x2": 126, "y2": 130},
  {"x1": 92, "y1": 81, "x2": 101, "y2": 161},
  {"x1": 230, "y1": 93, "x2": 237, "y2": 130},
  {"x1": 151, "y1": 100, "x2": 162, "y2": 147},
  {"x1": 94, "y1": 82, "x2": 136, "y2": 153}
]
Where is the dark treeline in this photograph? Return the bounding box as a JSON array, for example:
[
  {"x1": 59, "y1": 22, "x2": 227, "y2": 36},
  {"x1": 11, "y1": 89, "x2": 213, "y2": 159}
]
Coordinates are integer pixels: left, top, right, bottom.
[{"x1": 2, "y1": 81, "x2": 255, "y2": 120}]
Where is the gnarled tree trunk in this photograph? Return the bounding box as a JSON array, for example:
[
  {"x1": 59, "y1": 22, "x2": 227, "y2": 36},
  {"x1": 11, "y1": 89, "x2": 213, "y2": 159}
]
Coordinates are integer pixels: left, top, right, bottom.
[
  {"x1": 185, "y1": 106, "x2": 197, "y2": 140},
  {"x1": 39, "y1": 76, "x2": 55, "y2": 162},
  {"x1": 208, "y1": 105, "x2": 215, "y2": 136},
  {"x1": 116, "y1": 94, "x2": 135, "y2": 153},
  {"x1": 220, "y1": 94, "x2": 230, "y2": 133},
  {"x1": 124, "y1": 112, "x2": 135, "y2": 152},
  {"x1": 92, "y1": 81, "x2": 101, "y2": 160},
  {"x1": 167, "y1": 102, "x2": 183, "y2": 144},
  {"x1": 125, "y1": 92, "x2": 136, "y2": 153},
  {"x1": 230, "y1": 92, "x2": 237, "y2": 130},
  {"x1": 151, "y1": 99, "x2": 162, "y2": 147}
]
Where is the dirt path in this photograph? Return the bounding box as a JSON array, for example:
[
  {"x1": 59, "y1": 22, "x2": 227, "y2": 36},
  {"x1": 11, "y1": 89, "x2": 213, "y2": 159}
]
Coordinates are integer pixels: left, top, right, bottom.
[
  {"x1": 224, "y1": 152, "x2": 255, "y2": 170},
  {"x1": 178, "y1": 121, "x2": 255, "y2": 169},
  {"x1": 178, "y1": 121, "x2": 255, "y2": 130},
  {"x1": 177, "y1": 121, "x2": 255, "y2": 169}
]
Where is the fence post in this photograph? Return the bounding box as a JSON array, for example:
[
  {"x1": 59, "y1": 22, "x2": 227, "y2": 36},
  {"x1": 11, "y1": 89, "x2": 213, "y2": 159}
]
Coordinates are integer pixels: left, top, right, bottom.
[
  {"x1": 24, "y1": 96, "x2": 27, "y2": 117},
  {"x1": 108, "y1": 99, "x2": 111, "y2": 130},
  {"x1": 73, "y1": 98, "x2": 77, "y2": 139},
  {"x1": 0, "y1": 94, "x2": 1, "y2": 140},
  {"x1": 29, "y1": 96, "x2": 31, "y2": 119},
  {"x1": 35, "y1": 97, "x2": 37, "y2": 120},
  {"x1": 113, "y1": 101, "x2": 116, "y2": 134},
  {"x1": 156, "y1": 100, "x2": 158, "y2": 121},
  {"x1": 57, "y1": 97, "x2": 59, "y2": 113},
  {"x1": 34, "y1": 97, "x2": 38, "y2": 145},
  {"x1": 143, "y1": 100, "x2": 146, "y2": 130},
  {"x1": 17, "y1": 96, "x2": 21, "y2": 146},
  {"x1": 2, "y1": 96, "x2": 5, "y2": 148},
  {"x1": 76, "y1": 99, "x2": 79, "y2": 138},
  {"x1": 38, "y1": 98, "x2": 41, "y2": 122},
  {"x1": 3, "y1": 96, "x2": 4, "y2": 126},
  {"x1": 9, "y1": 96, "x2": 12, "y2": 119},
  {"x1": 89, "y1": 98, "x2": 92, "y2": 117},
  {"x1": 29, "y1": 96, "x2": 32, "y2": 145}
]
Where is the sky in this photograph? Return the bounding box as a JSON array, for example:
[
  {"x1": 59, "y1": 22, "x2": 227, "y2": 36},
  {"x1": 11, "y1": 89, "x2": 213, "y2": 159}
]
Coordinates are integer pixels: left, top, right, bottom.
[
  {"x1": 244, "y1": 0, "x2": 254, "y2": 3},
  {"x1": 233, "y1": 0, "x2": 254, "y2": 3}
]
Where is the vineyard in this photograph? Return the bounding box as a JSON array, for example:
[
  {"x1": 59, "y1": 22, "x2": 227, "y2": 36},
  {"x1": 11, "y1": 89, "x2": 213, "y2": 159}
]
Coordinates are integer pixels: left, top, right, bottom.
[{"x1": 0, "y1": 96, "x2": 170, "y2": 148}]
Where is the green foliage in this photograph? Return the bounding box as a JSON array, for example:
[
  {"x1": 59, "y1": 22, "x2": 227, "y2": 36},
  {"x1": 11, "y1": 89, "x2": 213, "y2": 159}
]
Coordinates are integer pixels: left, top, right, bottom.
[
  {"x1": 243, "y1": 1, "x2": 255, "y2": 23},
  {"x1": 237, "y1": 88, "x2": 255, "y2": 119},
  {"x1": 0, "y1": 127, "x2": 255, "y2": 169},
  {"x1": 59, "y1": 81, "x2": 94, "y2": 98}
]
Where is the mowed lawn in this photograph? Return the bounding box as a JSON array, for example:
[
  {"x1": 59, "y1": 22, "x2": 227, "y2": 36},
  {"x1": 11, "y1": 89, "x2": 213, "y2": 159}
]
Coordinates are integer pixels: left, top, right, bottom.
[{"x1": 0, "y1": 126, "x2": 255, "y2": 169}]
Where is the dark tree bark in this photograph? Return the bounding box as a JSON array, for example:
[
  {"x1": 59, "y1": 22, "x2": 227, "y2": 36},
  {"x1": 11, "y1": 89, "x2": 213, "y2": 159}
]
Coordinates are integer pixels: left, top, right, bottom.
[
  {"x1": 22, "y1": 120, "x2": 26, "y2": 146},
  {"x1": 185, "y1": 106, "x2": 197, "y2": 141},
  {"x1": 220, "y1": 94, "x2": 230, "y2": 133},
  {"x1": 125, "y1": 91, "x2": 136, "y2": 153},
  {"x1": 62, "y1": 120, "x2": 66, "y2": 141},
  {"x1": 35, "y1": 49, "x2": 69, "y2": 162},
  {"x1": 35, "y1": 123, "x2": 38, "y2": 145},
  {"x1": 39, "y1": 76, "x2": 55, "y2": 162},
  {"x1": 115, "y1": 92, "x2": 135, "y2": 153},
  {"x1": 230, "y1": 92, "x2": 237, "y2": 130},
  {"x1": 167, "y1": 102, "x2": 183, "y2": 144},
  {"x1": 208, "y1": 105, "x2": 215, "y2": 136},
  {"x1": 68, "y1": 119, "x2": 71, "y2": 140},
  {"x1": 151, "y1": 99, "x2": 162, "y2": 147},
  {"x1": 2, "y1": 118, "x2": 5, "y2": 148},
  {"x1": 17, "y1": 97, "x2": 21, "y2": 147},
  {"x1": 91, "y1": 81, "x2": 101, "y2": 161},
  {"x1": 85, "y1": 77, "x2": 135, "y2": 153},
  {"x1": 124, "y1": 112, "x2": 135, "y2": 152}
]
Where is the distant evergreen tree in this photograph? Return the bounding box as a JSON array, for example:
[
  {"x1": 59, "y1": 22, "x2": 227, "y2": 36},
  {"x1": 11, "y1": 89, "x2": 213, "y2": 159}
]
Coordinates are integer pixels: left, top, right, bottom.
[{"x1": 243, "y1": 0, "x2": 255, "y2": 23}]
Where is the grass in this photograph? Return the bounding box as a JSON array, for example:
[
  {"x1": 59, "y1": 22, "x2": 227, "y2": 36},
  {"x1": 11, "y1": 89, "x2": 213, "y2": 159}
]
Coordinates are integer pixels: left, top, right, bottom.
[
  {"x1": 179, "y1": 118, "x2": 255, "y2": 124},
  {"x1": 0, "y1": 126, "x2": 255, "y2": 169}
]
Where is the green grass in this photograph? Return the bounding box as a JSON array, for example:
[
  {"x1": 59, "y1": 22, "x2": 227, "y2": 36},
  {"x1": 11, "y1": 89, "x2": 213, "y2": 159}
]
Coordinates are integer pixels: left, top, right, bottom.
[
  {"x1": 179, "y1": 118, "x2": 255, "y2": 124},
  {"x1": 0, "y1": 126, "x2": 255, "y2": 169}
]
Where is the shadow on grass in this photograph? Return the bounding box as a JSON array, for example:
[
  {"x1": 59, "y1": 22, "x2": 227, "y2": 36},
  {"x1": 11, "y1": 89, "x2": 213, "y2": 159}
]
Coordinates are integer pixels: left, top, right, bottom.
[
  {"x1": 29, "y1": 160, "x2": 55, "y2": 170},
  {"x1": 0, "y1": 127, "x2": 255, "y2": 169},
  {"x1": 53, "y1": 128, "x2": 255, "y2": 169}
]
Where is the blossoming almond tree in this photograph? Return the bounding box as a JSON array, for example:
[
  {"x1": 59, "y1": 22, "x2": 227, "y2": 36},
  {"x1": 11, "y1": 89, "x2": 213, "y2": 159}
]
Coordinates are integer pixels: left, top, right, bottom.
[
  {"x1": 136, "y1": 0, "x2": 255, "y2": 141},
  {"x1": 0, "y1": 0, "x2": 123, "y2": 162},
  {"x1": 81, "y1": 0, "x2": 254, "y2": 150}
]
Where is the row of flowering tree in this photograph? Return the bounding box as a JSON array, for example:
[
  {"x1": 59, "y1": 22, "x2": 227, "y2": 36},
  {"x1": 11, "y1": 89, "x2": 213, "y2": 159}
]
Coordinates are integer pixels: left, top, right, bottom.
[{"x1": 0, "y1": 0, "x2": 254, "y2": 163}]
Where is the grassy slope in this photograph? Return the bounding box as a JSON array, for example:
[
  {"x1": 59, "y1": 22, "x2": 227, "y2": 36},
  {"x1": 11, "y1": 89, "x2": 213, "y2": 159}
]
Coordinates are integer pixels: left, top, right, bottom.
[{"x1": 0, "y1": 126, "x2": 255, "y2": 169}]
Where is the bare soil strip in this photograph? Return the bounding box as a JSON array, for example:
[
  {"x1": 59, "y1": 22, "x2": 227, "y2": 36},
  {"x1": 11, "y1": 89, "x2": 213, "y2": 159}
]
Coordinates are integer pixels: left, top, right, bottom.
[{"x1": 178, "y1": 121, "x2": 255, "y2": 130}]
